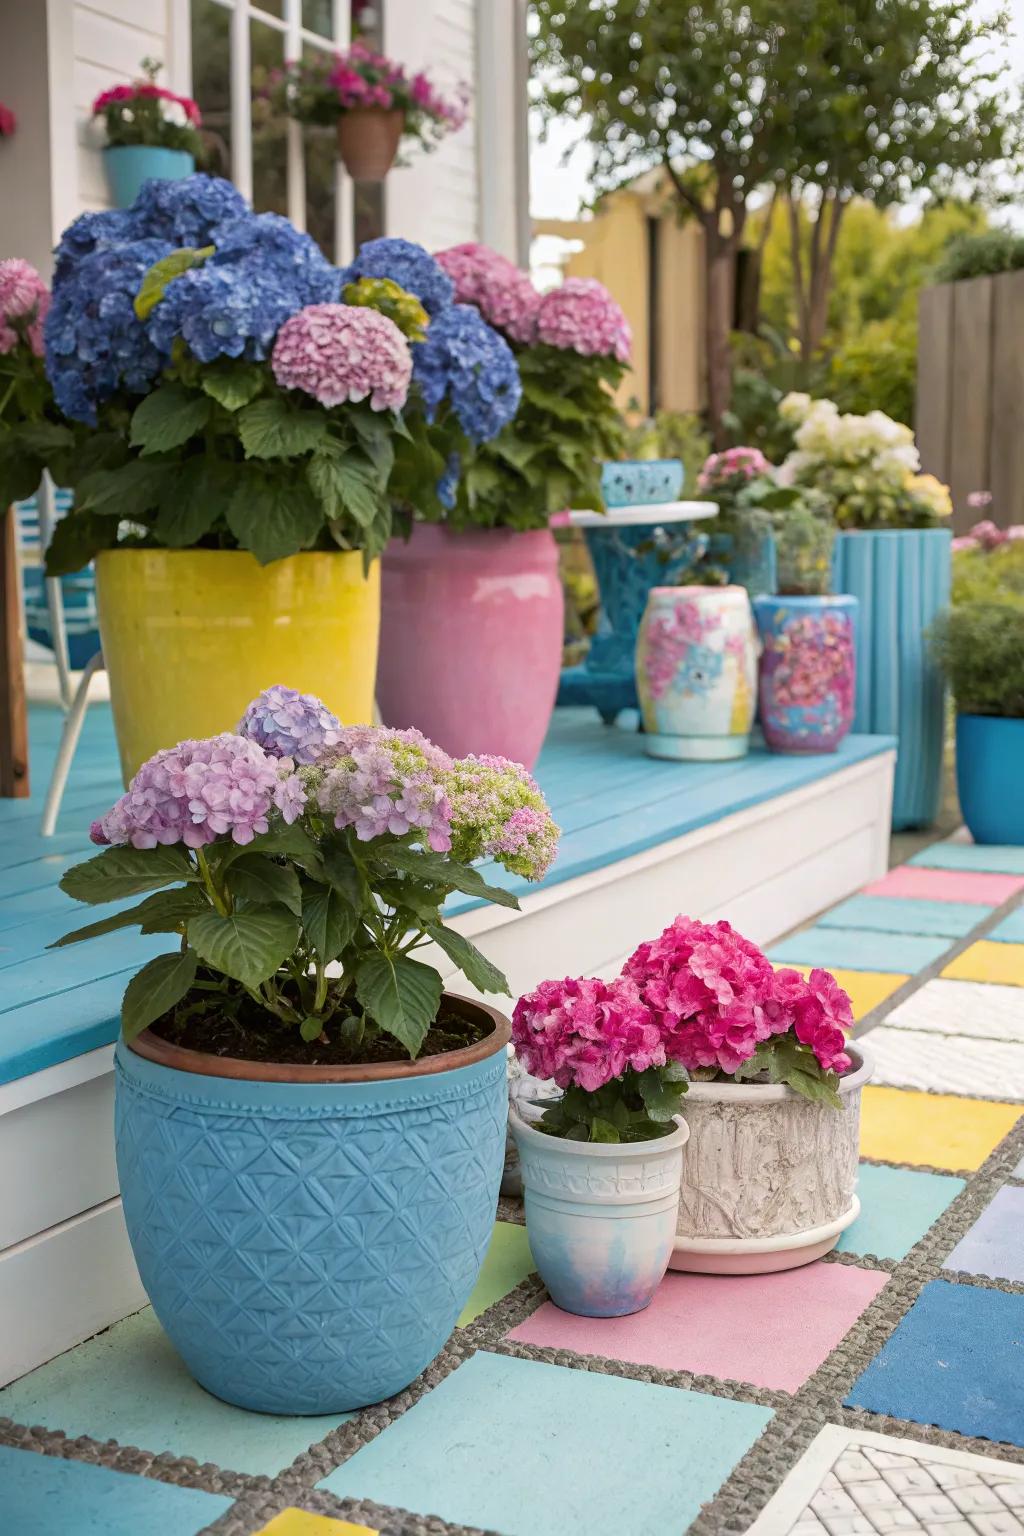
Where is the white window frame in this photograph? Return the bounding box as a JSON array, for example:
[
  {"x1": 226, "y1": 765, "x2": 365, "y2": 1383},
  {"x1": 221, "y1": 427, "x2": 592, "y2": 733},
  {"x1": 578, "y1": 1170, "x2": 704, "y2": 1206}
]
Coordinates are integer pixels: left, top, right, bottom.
[{"x1": 172, "y1": 0, "x2": 354, "y2": 262}]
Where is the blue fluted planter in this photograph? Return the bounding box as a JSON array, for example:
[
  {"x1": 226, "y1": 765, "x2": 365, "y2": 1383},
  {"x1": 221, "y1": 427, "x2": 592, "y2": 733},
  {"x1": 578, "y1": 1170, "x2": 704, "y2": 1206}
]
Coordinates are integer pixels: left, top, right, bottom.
[
  {"x1": 115, "y1": 1021, "x2": 508, "y2": 1414},
  {"x1": 104, "y1": 146, "x2": 195, "y2": 209},
  {"x1": 956, "y1": 715, "x2": 1024, "y2": 844},
  {"x1": 832, "y1": 529, "x2": 951, "y2": 829}
]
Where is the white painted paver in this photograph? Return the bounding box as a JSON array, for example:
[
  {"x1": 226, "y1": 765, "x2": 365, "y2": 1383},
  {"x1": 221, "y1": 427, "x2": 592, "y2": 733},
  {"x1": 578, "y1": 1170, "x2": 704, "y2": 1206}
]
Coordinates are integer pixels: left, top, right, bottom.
[{"x1": 885, "y1": 979, "x2": 1024, "y2": 1042}]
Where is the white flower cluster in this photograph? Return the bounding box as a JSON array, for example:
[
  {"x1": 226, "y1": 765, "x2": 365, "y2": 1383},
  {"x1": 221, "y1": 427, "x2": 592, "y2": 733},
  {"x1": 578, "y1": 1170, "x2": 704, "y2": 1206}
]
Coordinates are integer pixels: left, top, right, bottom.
[{"x1": 778, "y1": 393, "x2": 920, "y2": 490}]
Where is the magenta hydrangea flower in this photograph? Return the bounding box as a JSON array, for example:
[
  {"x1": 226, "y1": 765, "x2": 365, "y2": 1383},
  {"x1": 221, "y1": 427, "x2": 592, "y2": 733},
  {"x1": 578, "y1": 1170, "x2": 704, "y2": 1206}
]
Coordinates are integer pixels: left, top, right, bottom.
[
  {"x1": 0, "y1": 258, "x2": 50, "y2": 357},
  {"x1": 237, "y1": 684, "x2": 343, "y2": 765},
  {"x1": 90, "y1": 734, "x2": 306, "y2": 850},
  {"x1": 785, "y1": 967, "x2": 853, "y2": 1074},
  {"x1": 271, "y1": 302, "x2": 412, "y2": 410},
  {"x1": 534, "y1": 277, "x2": 632, "y2": 363},
  {"x1": 511, "y1": 975, "x2": 665, "y2": 1092},
  {"x1": 447, "y1": 754, "x2": 559, "y2": 880},
  {"x1": 316, "y1": 725, "x2": 454, "y2": 851},
  {"x1": 434, "y1": 242, "x2": 539, "y2": 344}
]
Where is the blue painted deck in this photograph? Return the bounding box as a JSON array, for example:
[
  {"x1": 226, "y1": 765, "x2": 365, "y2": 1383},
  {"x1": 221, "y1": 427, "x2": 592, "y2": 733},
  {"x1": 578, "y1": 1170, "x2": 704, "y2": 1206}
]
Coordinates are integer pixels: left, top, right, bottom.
[{"x1": 0, "y1": 705, "x2": 895, "y2": 1085}]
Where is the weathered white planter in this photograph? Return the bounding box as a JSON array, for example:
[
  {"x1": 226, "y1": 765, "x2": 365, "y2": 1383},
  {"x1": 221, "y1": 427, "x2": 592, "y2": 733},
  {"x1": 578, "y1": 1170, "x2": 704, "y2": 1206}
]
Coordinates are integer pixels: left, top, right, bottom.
[
  {"x1": 669, "y1": 1044, "x2": 872, "y2": 1275},
  {"x1": 510, "y1": 1106, "x2": 689, "y2": 1317}
]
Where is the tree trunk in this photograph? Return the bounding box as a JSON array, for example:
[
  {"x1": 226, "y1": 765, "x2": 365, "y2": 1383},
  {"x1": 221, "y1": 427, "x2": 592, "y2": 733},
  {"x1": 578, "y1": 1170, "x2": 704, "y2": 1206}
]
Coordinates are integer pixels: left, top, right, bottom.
[
  {"x1": 705, "y1": 225, "x2": 735, "y2": 447},
  {"x1": 790, "y1": 188, "x2": 847, "y2": 366}
]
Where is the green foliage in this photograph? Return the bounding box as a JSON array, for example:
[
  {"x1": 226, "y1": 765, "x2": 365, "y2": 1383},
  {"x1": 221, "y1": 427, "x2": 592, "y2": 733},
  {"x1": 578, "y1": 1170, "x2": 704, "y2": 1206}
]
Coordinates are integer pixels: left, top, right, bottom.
[
  {"x1": 732, "y1": 1037, "x2": 842, "y2": 1107},
  {"x1": 621, "y1": 409, "x2": 711, "y2": 492},
  {"x1": 95, "y1": 59, "x2": 203, "y2": 157},
  {"x1": 825, "y1": 317, "x2": 917, "y2": 428},
  {"x1": 734, "y1": 478, "x2": 835, "y2": 595},
  {"x1": 121, "y1": 952, "x2": 199, "y2": 1042},
  {"x1": 134, "y1": 247, "x2": 214, "y2": 321},
  {"x1": 536, "y1": 1062, "x2": 689, "y2": 1144},
  {"x1": 953, "y1": 542, "x2": 1024, "y2": 606},
  {"x1": 931, "y1": 599, "x2": 1024, "y2": 718},
  {"x1": 935, "y1": 230, "x2": 1024, "y2": 284}
]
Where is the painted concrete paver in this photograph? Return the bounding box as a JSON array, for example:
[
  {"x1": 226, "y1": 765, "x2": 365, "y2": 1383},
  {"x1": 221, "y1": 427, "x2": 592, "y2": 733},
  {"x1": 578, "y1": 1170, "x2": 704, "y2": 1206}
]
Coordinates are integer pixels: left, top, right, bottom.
[
  {"x1": 858, "y1": 1086, "x2": 1022, "y2": 1171},
  {"x1": 944, "y1": 1186, "x2": 1024, "y2": 1283},
  {"x1": 769, "y1": 927, "x2": 950, "y2": 974},
  {"x1": 944, "y1": 941, "x2": 1024, "y2": 987},
  {"x1": 885, "y1": 977, "x2": 1024, "y2": 1040},
  {"x1": 863, "y1": 866, "x2": 1024, "y2": 905},
  {"x1": 866, "y1": 1027, "x2": 1024, "y2": 1099},
  {"x1": 0, "y1": 1444, "x2": 231, "y2": 1535},
  {"x1": 818, "y1": 894, "x2": 990, "y2": 939},
  {"x1": 837, "y1": 1163, "x2": 966, "y2": 1262}
]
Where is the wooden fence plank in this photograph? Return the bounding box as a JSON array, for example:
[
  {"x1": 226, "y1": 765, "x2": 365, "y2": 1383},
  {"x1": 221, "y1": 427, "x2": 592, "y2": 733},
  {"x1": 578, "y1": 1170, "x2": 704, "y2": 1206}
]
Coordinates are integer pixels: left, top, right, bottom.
[
  {"x1": 989, "y1": 269, "x2": 1024, "y2": 528},
  {"x1": 916, "y1": 282, "x2": 954, "y2": 485},
  {"x1": 948, "y1": 275, "x2": 994, "y2": 533}
]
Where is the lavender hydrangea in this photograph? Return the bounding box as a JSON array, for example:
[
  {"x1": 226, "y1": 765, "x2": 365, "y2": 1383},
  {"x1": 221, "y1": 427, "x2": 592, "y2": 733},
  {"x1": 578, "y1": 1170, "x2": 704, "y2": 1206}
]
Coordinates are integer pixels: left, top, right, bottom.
[
  {"x1": 89, "y1": 734, "x2": 306, "y2": 850},
  {"x1": 339, "y1": 237, "x2": 455, "y2": 317},
  {"x1": 446, "y1": 754, "x2": 559, "y2": 879},
  {"x1": 316, "y1": 726, "x2": 454, "y2": 851},
  {"x1": 412, "y1": 303, "x2": 521, "y2": 444},
  {"x1": 238, "y1": 685, "x2": 343, "y2": 765}
]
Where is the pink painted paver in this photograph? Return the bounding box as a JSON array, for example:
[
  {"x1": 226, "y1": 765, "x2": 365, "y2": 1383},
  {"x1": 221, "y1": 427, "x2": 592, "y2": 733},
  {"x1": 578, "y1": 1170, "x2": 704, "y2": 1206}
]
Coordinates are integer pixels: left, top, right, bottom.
[
  {"x1": 862, "y1": 866, "x2": 1024, "y2": 906},
  {"x1": 508, "y1": 1262, "x2": 888, "y2": 1394}
]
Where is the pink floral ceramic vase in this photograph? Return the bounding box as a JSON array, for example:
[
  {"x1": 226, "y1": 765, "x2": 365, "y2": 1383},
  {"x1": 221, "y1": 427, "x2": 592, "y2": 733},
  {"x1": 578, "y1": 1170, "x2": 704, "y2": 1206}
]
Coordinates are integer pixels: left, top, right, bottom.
[
  {"x1": 635, "y1": 585, "x2": 758, "y2": 760},
  {"x1": 753, "y1": 594, "x2": 858, "y2": 754}
]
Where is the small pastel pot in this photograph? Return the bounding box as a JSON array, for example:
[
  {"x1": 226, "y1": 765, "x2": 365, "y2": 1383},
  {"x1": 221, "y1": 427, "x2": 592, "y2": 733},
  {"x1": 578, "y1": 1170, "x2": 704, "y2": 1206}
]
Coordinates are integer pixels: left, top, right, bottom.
[
  {"x1": 635, "y1": 584, "x2": 758, "y2": 760},
  {"x1": 600, "y1": 459, "x2": 684, "y2": 508},
  {"x1": 754, "y1": 594, "x2": 857, "y2": 754},
  {"x1": 510, "y1": 1107, "x2": 688, "y2": 1317},
  {"x1": 103, "y1": 145, "x2": 195, "y2": 209},
  {"x1": 956, "y1": 714, "x2": 1024, "y2": 844}
]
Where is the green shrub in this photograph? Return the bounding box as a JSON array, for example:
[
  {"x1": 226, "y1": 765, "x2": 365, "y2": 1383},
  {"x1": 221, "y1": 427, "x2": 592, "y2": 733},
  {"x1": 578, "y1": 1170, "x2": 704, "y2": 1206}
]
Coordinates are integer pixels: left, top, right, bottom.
[
  {"x1": 621, "y1": 410, "x2": 711, "y2": 491},
  {"x1": 935, "y1": 230, "x2": 1024, "y2": 284},
  {"x1": 931, "y1": 599, "x2": 1024, "y2": 717},
  {"x1": 824, "y1": 317, "x2": 917, "y2": 428},
  {"x1": 952, "y1": 541, "x2": 1024, "y2": 605}
]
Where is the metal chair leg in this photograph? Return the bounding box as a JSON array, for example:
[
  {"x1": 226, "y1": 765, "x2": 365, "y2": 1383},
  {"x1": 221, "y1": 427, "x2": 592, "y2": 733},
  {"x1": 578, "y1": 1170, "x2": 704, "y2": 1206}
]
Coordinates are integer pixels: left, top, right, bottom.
[{"x1": 40, "y1": 652, "x2": 104, "y2": 837}]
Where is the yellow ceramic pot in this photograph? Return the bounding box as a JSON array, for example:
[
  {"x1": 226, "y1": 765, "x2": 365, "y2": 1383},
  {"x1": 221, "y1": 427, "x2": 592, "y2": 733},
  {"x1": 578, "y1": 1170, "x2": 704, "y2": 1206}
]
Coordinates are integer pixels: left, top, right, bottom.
[{"x1": 96, "y1": 549, "x2": 380, "y2": 783}]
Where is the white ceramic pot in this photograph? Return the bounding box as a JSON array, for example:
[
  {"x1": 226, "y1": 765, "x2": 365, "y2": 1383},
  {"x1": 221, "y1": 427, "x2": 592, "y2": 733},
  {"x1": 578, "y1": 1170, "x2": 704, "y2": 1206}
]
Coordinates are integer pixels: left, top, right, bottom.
[
  {"x1": 670, "y1": 1044, "x2": 873, "y2": 1275},
  {"x1": 636, "y1": 584, "x2": 758, "y2": 760},
  {"x1": 509, "y1": 1106, "x2": 689, "y2": 1317}
]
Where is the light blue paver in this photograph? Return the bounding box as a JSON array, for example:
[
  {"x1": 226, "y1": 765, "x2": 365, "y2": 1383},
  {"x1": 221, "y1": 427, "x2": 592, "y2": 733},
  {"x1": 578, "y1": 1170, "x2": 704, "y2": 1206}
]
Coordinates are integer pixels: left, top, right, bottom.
[
  {"x1": 944, "y1": 1186, "x2": 1024, "y2": 1284},
  {"x1": 320, "y1": 1350, "x2": 773, "y2": 1536},
  {"x1": 911, "y1": 842, "x2": 1024, "y2": 875},
  {"x1": 838, "y1": 1163, "x2": 966, "y2": 1262},
  {"x1": 0, "y1": 1443, "x2": 231, "y2": 1536},
  {"x1": 768, "y1": 927, "x2": 950, "y2": 974},
  {"x1": 988, "y1": 908, "x2": 1024, "y2": 944},
  {"x1": 818, "y1": 895, "x2": 988, "y2": 941},
  {"x1": 0, "y1": 1309, "x2": 350, "y2": 1478}
]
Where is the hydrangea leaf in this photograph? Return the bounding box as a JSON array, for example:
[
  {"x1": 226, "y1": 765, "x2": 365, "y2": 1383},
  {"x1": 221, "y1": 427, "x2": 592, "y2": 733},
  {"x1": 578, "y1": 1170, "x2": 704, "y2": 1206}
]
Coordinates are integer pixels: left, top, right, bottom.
[
  {"x1": 0, "y1": 441, "x2": 47, "y2": 509},
  {"x1": 636, "y1": 1066, "x2": 685, "y2": 1122},
  {"x1": 187, "y1": 904, "x2": 300, "y2": 988},
  {"x1": 51, "y1": 886, "x2": 209, "y2": 947},
  {"x1": 133, "y1": 244, "x2": 214, "y2": 321},
  {"x1": 307, "y1": 445, "x2": 381, "y2": 529},
  {"x1": 61, "y1": 845, "x2": 197, "y2": 905},
  {"x1": 354, "y1": 951, "x2": 443, "y2": 1058},
  {"x1": 200, "y1": 360, "x2": 265, "y2": 412},
  {"x1": 130, "y1": 384, "x2": 212, "y2": 456},
  {"x1": 214, "y1": 824, "x2": 325, "y2": 879},
  {"x1": 75, "y1": 460, "x2": 168, "y2": 520},
  {"x1": 302, "y1": 882, "x2": 359, "y2": 965},
  {"x1": 224, "y1": 855, "x2": 303, "y2": 916},
  {"x1": 121, "y1": 950, "x2": 199, "y2": 1042},
  {"x1": 238, "y1": 397, "x2": 330, "y2": 460},
  {"x1": 226, "y1": 470, "x2": 325, "y2": 564},
  {"x1": 43, "y1": 510, "x2": 121, "y2": 578},
  {"x1": 372, "y1": 843, "x2": 520, "y2": 910},
  {"x1": 153, "y1": 458, "x2": 235, "y2": 546},
  {"x1": 423, "y1": 921, "x2": 510, "y2": 996}
]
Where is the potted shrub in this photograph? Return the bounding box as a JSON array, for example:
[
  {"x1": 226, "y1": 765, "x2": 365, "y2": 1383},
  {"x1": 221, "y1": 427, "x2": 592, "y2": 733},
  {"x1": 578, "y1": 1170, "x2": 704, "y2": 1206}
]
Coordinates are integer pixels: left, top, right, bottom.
[
  {"x1": 635, "y1": 584, "x2": 758, "y2": 760},
  {"x1": 40, "y1": 177, "x2": 430, "y2": 781},
  {"x1": 932, "y1": 599, "x2": 1024, "y2": 844},
  {"x1": 0, "y1": 258, "x2": 65, "y2": 501},
  {"x1": 92, "y1": 60, "x2": 203, "y2": 209},
  {"x1": 54, "y1": 687, "x2": 559, "y2": 1412},
  {"x1": 777, "y1": 393, "x2": 952, "y2": 824},
  {"x1": 266, "y1": 43, "x2": 468, "y2": 181},
  {"x1": 513, "y1": 916, "x2": 871, "y2": 1285},
  {"x1": 370, "y1": 245, "x2": 627, "y2": 765}
]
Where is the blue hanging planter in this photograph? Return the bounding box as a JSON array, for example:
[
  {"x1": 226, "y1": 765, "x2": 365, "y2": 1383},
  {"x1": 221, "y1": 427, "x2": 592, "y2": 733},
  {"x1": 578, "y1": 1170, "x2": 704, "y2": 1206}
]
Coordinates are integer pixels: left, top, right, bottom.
[{"x1": 103, "y1": 145, "x2": 195, "y2": 210}]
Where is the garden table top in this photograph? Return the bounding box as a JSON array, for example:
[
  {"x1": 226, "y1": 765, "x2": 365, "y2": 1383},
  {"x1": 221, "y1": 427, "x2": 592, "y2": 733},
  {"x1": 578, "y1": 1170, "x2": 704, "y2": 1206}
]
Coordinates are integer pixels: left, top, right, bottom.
[{"x1": 565, "y1": 499, "x2": 718, "y2": 526}]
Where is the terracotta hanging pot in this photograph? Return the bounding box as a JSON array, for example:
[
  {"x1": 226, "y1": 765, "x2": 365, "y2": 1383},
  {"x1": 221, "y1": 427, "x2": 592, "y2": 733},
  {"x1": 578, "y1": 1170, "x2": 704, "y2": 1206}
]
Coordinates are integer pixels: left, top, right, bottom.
[{"x1": 336, "y1": 107, "x2": 405, "y2": 180}]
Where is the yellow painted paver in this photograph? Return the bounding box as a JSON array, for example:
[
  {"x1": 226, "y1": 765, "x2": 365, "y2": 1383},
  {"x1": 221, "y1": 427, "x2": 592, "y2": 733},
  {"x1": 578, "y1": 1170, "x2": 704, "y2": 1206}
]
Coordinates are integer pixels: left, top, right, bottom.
[
  {"x1": 789, "y1": 966, "x2": 909, "y2": 1022},
  {"x1": 860, "y1": 1085, "x2": 1023, "y2": 1172},
  {"x1": 942, "y1": 941, "x2": 1024, "y2": 988},
  {"x1": 251, "y1": 1512, "x2": 378, "y2": 1536}
]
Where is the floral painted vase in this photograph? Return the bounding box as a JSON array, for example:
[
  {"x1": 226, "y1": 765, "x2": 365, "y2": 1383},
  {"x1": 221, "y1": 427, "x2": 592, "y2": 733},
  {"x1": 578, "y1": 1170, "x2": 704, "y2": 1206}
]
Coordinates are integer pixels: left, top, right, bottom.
[
  {"x1": 635, "y1": 585, "x2": 758, "y2": 760},
  {"x1": 753, "y1": 594, "x2": 858, "y2": 754}
]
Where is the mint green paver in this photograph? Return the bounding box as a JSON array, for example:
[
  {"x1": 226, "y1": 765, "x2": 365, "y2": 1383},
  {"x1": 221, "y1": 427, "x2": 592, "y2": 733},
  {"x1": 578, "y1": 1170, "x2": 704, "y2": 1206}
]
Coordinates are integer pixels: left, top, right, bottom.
[
  {"x1": 457, "y1": 1221, "x2": 535, "y2": 1325},
  {"x1": 0, "y1": 1309, "x2": 350, "y2": 1478},
  {"x1": 837, "y1": 1163, "x2": 966, "y2": 1261},
  {"x1": 0, "y1": 1443, "x2": 231, "y2": 1535}
]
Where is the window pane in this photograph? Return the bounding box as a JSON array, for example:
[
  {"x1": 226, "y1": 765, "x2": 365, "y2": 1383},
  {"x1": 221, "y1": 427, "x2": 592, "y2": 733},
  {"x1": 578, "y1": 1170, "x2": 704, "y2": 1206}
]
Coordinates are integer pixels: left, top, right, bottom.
[
  {"x1": 252, "y1": 0, "x2": 285, "y2": 19},
  {"x1": 251, "y1": 19, "x2": 288, "y2": 217},
  {"x1": 303, "y1": 0, "x2": 334, "y2": 37},
  {"x1": 190, "y1": 0, "x2": 232, "y2": 180}
]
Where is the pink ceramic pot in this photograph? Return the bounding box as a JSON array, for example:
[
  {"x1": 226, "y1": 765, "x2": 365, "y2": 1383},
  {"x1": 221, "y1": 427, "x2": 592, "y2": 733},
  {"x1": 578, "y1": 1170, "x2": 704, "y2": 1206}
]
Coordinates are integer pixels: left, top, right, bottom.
[{"x1": 377, "y1": 523, "x2": 565, "y2": 767}]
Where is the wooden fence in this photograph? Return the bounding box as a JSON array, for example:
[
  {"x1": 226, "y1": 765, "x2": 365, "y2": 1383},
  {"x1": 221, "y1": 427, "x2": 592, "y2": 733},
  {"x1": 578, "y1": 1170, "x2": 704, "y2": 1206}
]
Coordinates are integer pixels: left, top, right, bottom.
[{"x1": 917, "y1": 270, "x2": 1024, "y2": 533}]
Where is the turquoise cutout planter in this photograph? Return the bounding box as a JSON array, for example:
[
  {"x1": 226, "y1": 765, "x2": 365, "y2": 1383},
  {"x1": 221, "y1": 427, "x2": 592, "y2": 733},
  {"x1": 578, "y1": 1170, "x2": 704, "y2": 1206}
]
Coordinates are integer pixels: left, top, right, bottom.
[
  {"x1": 956, "y1": 715, "x2": 1024, "y2": 845},
  {"x1": 104, "y1": 146, "x2": 195, "y2": 210},
  {"x1": 832, "y1": 529, "x2": 951, "y2": 829},
  {"x1": 600, "y1": 459, "x2": 684, "y2": 508},
  {"x1": 114, "y1": 1018, "x2": 508, "y2": 1414}
]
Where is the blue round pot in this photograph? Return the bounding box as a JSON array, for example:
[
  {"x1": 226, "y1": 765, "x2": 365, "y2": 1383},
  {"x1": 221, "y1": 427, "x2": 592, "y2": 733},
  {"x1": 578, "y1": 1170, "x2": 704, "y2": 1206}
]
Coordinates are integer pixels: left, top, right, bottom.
[
  {"x1": 956, "y1": 714, "x2": 1024, "y2": 845},
  {"x1": 115, "y1": 1007, "x2": 508, "y2": 1414},
  {"x1": 600, "y1": 459, "x2": 684, "y2": 508},
  {"x1": 104, "y1": 145, "x2": 195, "y2": 209}
]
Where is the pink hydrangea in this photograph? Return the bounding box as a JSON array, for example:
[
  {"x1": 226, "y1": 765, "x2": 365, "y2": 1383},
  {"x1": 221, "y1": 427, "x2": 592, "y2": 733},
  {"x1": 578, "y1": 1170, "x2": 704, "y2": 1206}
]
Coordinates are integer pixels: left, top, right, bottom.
[
  {"x1": 697, "y1": 446, "x2": 772, "y2": 493},
  {"x1": 0, "y1": 258, "x2": 50, "y2": 357},
  {"x1": 511, "y1": 975, "x2": 665, "y2": 1092},
  {"x1": 446, "y1": 753, "x2": 559, "y2": 880},
  {"x1": 781, "y1": 966, "x2": 853, "y2": 1074},
  {"x1": 271, "y1": 302, "x2": 412, "y2": 411},
  {"x1": 89, "y1": 734, "x2": 306, "y2": 850},
  {"x1": 317, "y1": 725, "x2": 454, "y2": 851},
  {"x1": 435, "y1": 242, "x2": 539, "y2": 343},
  {"x1": 534, "y1": 277, "x2": 632, "y2": 363}
]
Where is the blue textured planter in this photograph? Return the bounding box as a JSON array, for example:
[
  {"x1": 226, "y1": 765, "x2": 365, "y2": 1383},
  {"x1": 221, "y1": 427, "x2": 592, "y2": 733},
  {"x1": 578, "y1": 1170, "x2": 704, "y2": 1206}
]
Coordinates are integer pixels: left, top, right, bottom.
[
  {"x1": 104, "y1": 145, "x2": 195, "y2": 209},
  {"x1": 956, "y1": 715, "x2": 1024, "y2": 845},
  {"x1": 115, "y1": 1014, "x2": 508, "y2": 1414},
  {"x1": 832, "y1": 529, "x2": 951, "y2": 830}
]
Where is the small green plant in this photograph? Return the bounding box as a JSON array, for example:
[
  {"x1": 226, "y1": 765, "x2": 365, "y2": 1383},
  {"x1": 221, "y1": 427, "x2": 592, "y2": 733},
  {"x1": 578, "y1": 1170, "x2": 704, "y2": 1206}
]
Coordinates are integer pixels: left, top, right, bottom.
[
  {"x1": 734, "y1": 479, "x2": 835, "y2": 596},
  {"x1": 953, "y1": 541, "x2": 1024, "y2": 605},
  {"x1": 935, "y1": 230, "x2": 1024, "y2": 284},
  {"x1": 931, "y1": 600, "x2": 1024, "y2": 718}
]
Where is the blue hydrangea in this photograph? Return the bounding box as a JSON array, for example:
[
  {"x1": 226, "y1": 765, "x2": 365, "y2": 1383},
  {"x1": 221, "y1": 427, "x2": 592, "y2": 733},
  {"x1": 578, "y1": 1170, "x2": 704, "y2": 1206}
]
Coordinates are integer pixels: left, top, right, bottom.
[
  {"x1": 146, "y1": 213, "x2": 340, "y2": 363},
  {"x1": 53, "y1": 209, "x2": 141, "y2": 281},
  {"x1": 412, "y1": 304, "x2": 521, "y2": 444},
  {"x1": 44, "y1": 238, "x2": 175, "y2": 424},
  {"x1": 130, "y1": 174, "x2": 250, "y2": 246},
  {"x1": 437, "y1": 452, "x2": 461, "y2": 509},
  {"x1": 339, "y1": 237, "x2": 454, "y2": 316}
]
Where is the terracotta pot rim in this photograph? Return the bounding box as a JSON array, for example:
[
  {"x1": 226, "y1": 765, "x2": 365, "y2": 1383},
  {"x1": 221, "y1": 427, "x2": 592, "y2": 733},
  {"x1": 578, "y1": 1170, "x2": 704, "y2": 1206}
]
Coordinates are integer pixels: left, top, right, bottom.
[
  {"x1": 683, "y1": 1042, "x2": 872, "y2": 1104},
  {"x1": 126, "y1": 992, "x2": 511, "y2": 1084}
]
